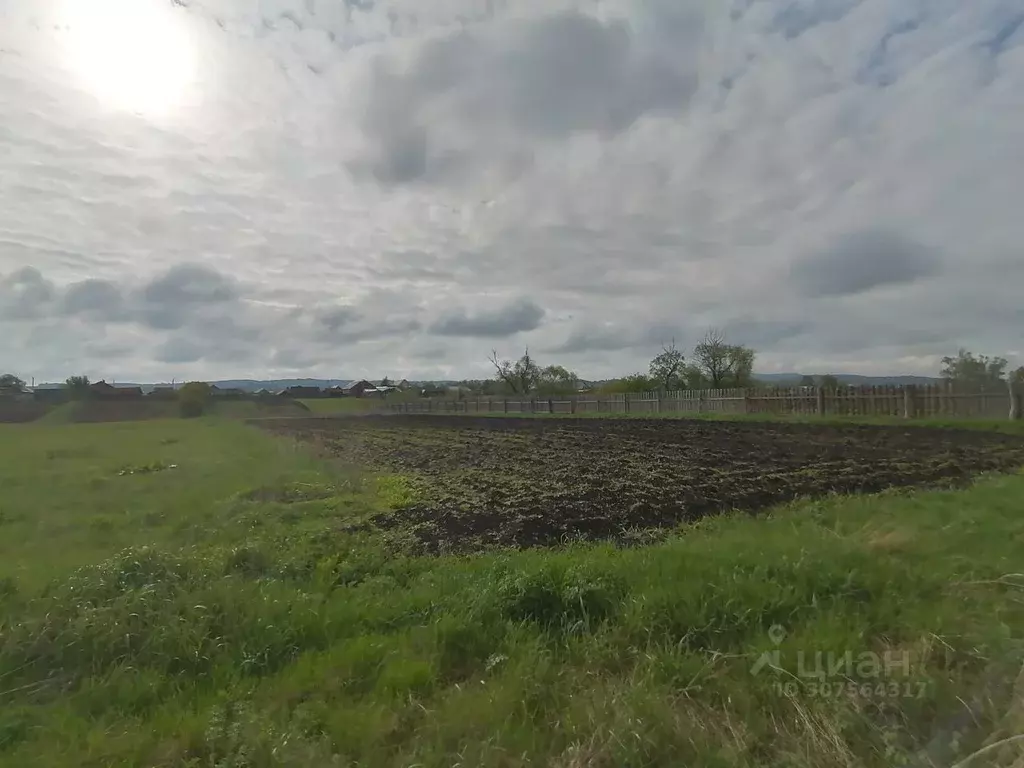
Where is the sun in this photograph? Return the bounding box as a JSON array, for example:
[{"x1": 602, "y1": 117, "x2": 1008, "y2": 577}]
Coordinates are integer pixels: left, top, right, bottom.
[{"x1": 58, "y1": 0, "x2": 198, "y2": 119}]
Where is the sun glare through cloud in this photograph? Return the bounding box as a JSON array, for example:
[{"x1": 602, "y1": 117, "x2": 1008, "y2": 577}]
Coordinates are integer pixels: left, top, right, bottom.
[{"x1": 56, "y1": 0, "x2": 198, "y2": 119}]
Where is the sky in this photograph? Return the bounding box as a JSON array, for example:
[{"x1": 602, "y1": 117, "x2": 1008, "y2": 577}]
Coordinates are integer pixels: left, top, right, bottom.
[{"x1": 1, "y1": 0, "x2": 1022, "y2": 383}]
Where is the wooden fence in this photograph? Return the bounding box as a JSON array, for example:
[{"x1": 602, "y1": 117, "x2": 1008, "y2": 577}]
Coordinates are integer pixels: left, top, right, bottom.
[{"x1": 388, "y1": 384, "x2": 1023, "y2": 421}]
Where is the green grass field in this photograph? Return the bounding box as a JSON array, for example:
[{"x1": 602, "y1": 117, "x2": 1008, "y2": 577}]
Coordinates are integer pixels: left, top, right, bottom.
[
  {"x1": 297, "y1": 398, "x2": 381, "y2": 415},
  {"x1": 2, "y1": 417, "x2": 1024, "y2": 766}
]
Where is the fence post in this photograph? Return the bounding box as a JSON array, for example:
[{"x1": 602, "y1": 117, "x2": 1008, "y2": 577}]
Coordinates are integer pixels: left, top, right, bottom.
[
  {"x1": 570, "y1": 397, "x2": 577, "y2": 414},
  {"x1": 548, "y1": 398, "x2": 554, "y2": 414},
  {"x1": 503, "y1": 399, "x2": 508, "y2": 414},
  {"x1": 903, "y1": 385, "x2": 916, "y2": 419},
  {"x1": 815, "y1": 386, "x2": 825, "y2": 416},
  {"x1": 1009, "y1": 380, "x2": 1021, "y2": 421}
]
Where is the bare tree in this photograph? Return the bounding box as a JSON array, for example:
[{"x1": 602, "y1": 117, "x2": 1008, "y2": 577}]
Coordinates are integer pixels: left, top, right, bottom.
[
  {"x1": 649, "y1": 338, "x2": 685, "y2": 391},
  {"x1": 693, "y1": 329, "x2": 731, "y2": 387},
  {"x1": 489, "y1": 348, "x2": 541, "y2": 394},
  {"x1": 692, "y1": 329, "x2": 756, "y2": 388}
]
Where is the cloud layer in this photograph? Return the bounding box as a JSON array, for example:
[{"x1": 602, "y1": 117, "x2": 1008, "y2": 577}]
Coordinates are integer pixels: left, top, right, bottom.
[{"x1": 1, "y1": 0, "x2": 1023, "y2": 382}]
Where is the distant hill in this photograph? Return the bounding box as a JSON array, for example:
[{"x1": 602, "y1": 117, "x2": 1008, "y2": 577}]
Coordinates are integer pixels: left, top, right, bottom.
[
  {"x1": 35, "y1": 374, "x2": 946, "y2": 393},
  {"x1": 203, "y1": 379, "x2": 346, "y2": 392},
  {"x1": 34, "y1": 378, "x2": 448, "y2": 393},
  {"x1": 754, "y1": 373, "x2": 943, "y2": 386}
]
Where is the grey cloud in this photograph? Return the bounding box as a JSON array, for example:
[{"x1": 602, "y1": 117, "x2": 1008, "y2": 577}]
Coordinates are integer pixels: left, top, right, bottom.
[
  {"x1": 793, "y1": 230, "x2": 939, "y2": 298},
  {"x1": 366, "y1": 250, "x2": 458, "y2": 282},
  {"x1": 155, "y1": 319, "x2": 264, "y2": 365},
  {"x1": 355, "y1": 10, "x2": 698, "y2": 183},
  {"x1": 375, "y1": 316, "x2": 422, "y2": 336},
  {"x1": 60, "y1": 278, "x2": 124, "y2": 318},
  {"x1": 771, "y1": 0, "x2": 861, "y2": 39},
  {"x1": 341, "y1": 316, "x2": 423, "y2": 341},
  {"x1": 141, "y1": 263, "x2": 239, "y2": 306},
  {"x1": 136, "y1": 264, "x2": 241, "y2": 330},
  {"x1": 719, "y1": 318, "x2": 814, "y2": 348},
  {"x1": 155, "y1": 336, "x2": 204, "y2": 364},
  {"x1": 82, "y1": 340, "x2": 133, "y2": 360},
  {"x1": 269, "y1": 347, "x2": 317, "y2": 369},
  {"x1": 317, "y1": 306, "x2": 362, "y2": 332},
  {"x1": 431, "y1": 298, "x2": 544, "y2": 338},
  {"x1": 548, "y1": 325, "x2": 639, "y2": 355},
  {"x1": 0, "y1": 266, "x2": 55, "y2": 319},
  {"x1": 310, "y1": 303, "x2": 421, "y2": 343},
  {"x1": 546, "y1": 321, "x2": 682, "y2": 356}
]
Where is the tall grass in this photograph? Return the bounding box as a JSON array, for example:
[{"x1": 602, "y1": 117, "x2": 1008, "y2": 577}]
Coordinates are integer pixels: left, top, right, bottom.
[{"x1": 1, "y1": 419, "x2": 1023, "y2": 766}]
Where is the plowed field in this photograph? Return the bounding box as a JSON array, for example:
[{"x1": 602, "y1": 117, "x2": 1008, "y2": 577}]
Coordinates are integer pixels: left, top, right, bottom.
[{"x1": 262, "y1": 415, "x2": 1024, "y2": 552}]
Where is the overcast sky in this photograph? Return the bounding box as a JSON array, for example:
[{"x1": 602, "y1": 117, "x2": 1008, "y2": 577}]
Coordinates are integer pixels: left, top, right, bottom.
[{"x1": 1, "y1": 0, "x2": 1022, "y2": 383}]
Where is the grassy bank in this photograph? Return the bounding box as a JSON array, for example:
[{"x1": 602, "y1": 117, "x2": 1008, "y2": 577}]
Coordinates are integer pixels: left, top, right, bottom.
[{"x1": 1, "y1": 419, "x2": 1023, "y2": 766}]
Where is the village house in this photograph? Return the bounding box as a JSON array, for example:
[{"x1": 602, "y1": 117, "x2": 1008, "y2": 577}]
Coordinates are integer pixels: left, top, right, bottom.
[
  {"x1": 90, "y1": 381, "x2": 143, "y2": 399},
  {"x1": 343, "y1": 380, "x2": 374, "y2": 397},
  {"x1": 147, "y1": 385, "x2": 178, "y2": 400},
  {"x1": 281, "y1": 385, "x2": 324, "y2": 398},
  {"x1": 208, "y1": 385, "x2": 246, "y2": 398}
]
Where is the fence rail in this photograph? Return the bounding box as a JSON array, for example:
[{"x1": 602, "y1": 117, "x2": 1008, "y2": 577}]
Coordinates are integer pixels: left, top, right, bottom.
[{"x1": 387, "y1": 384, "x2": 1023, "y2": 421}]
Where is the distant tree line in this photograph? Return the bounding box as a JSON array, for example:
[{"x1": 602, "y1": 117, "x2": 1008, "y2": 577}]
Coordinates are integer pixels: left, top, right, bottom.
[
  {"x1": 2, "y1": 345, "x2": 1023, "y2": 406},
  {"x1": 939, "y1": 349, "x2": 1024, "y2": 390},
  {"x1": 484, "y1": 329, "x2": 758, "y2": 396},
  {"x1": 479, "y1": 340, "x2": 1024, "y2": 397}
]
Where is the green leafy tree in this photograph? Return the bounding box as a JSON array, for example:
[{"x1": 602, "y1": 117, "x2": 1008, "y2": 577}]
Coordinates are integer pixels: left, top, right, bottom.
[
  {"x1": 940, "y1": 349, "x2": 1008, "y2": 389},
  {"x1": 64, "y1": 375, "x2": 91, "y2": 399},
  {"x1": 819, "y1": 374, "x2": 840, "y2": 390},
  {"x1": 799, "y1": 375, "x2": 815, "y2": 388},
  {"x1": 536, "y1": 365, "x2": 580, "y2": 395},
  {"x1": 489, "y1": 348, "x2": 542, "y2": 394},
  {"x1": 692, "y1": 329, "x2": 756, "y2": 388},
  {"x1": 649, "y1": 339, "x2": 685, "y2": 391},
  {"x1": 178, "y1": 381, "x2": 211, "y2": 418}
]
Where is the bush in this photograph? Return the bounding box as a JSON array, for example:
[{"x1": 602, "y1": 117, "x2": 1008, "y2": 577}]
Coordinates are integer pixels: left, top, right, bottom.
[{"x1": 178, "y1": 381, "x2": 211, "y2": 418}]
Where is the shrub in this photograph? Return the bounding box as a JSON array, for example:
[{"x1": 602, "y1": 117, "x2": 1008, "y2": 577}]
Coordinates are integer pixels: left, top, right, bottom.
[{"x1": 178, "y1": 381, "x2": 211, "y2": 418}]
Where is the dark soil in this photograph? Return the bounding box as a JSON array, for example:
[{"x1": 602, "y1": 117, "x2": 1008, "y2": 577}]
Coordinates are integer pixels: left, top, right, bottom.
[{"x1": 260, "y1": 415, "x2": 1024, "y2": 553}]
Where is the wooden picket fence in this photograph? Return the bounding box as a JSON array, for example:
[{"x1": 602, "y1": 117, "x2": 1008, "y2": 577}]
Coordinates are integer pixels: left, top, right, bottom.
[{"x1": 388, "y1": 384, "x2": 1023, "y2": 421}]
